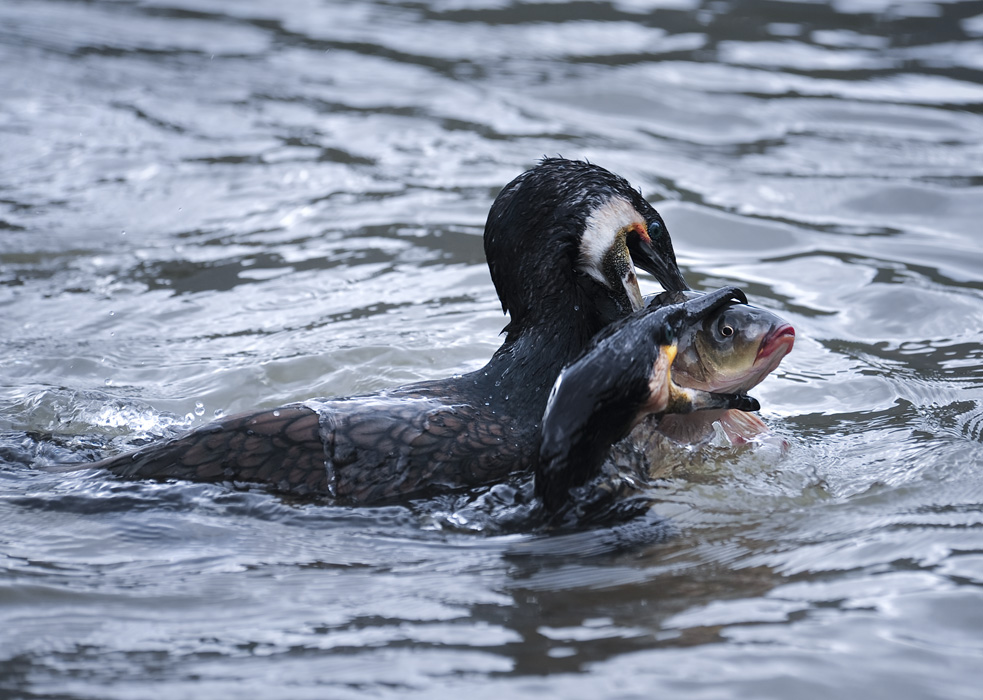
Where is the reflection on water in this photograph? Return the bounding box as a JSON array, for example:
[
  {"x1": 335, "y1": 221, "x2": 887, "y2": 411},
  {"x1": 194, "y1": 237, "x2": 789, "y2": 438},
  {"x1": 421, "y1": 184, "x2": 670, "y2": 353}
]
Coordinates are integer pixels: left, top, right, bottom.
[{"x1": 2, "y1": 0, "x2": 983, "y2": 697}]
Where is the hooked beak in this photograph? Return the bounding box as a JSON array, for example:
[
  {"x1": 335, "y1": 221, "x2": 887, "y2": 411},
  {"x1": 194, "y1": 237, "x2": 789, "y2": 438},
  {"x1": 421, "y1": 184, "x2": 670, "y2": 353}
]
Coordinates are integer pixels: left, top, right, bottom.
[
  {"x1": 668, "y1": 382, "x2": 761, "y2": 414},
  {"x1": 678, "y1": 285, "x2": 747, "y2": 321},
  {"x1": 626, "y1": 228, "x2": 688, "y2": 292}
]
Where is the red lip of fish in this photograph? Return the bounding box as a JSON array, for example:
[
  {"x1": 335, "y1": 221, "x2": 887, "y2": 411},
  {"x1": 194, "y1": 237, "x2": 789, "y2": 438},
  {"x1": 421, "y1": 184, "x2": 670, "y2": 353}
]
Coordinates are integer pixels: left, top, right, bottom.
[{"x1": 757, "y1": 324, "x2": 795, "y2": 362}]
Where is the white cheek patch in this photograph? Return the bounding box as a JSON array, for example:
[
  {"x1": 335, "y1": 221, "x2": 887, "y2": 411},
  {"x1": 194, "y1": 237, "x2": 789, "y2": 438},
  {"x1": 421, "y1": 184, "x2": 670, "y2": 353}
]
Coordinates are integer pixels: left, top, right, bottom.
[{"x1": 579, "y1": 196, "x2": 646, "y2": 286}]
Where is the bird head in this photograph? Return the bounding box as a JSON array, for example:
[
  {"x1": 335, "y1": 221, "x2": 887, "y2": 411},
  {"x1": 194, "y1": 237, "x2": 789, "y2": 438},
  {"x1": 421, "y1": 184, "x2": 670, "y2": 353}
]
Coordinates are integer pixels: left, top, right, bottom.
[{"x1": 484, "y1": 158, "x2": 687, "y2": 341}]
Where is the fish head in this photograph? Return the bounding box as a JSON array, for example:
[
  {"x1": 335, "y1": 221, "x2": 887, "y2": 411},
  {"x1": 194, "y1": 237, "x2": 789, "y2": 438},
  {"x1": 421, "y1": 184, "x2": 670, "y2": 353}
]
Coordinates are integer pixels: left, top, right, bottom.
[{"x1": 672, "y1": 300, "x2": 794, "y2": 394}]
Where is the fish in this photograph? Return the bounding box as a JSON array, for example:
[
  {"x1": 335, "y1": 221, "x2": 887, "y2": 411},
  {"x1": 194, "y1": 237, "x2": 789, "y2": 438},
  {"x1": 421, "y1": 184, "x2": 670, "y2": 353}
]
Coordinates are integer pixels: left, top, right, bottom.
[{"x1": 641, "y1": 290, "x2": 795, "y2": 447}]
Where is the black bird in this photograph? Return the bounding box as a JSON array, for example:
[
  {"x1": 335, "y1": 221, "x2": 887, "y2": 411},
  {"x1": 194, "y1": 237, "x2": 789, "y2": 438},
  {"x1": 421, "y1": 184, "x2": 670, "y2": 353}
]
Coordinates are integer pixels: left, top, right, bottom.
[
  {"x1": 91, "y1": 158, "x2": 691, "y2": 504},
  {"x1": 536, "y1": 286, "x2": 760, "y2": 518}
]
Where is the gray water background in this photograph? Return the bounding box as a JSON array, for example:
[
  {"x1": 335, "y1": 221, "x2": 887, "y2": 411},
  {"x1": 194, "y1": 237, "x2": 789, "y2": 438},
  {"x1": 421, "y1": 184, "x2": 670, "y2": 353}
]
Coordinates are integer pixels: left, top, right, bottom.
[{"x1": 2, "y1": 0, "x2": 983, "y2": 697}]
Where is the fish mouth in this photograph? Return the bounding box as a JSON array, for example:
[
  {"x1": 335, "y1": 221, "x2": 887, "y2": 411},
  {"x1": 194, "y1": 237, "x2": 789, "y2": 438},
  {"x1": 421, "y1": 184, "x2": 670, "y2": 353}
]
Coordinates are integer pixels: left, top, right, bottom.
[
  {"x1": 714, "y1": 323, "x2": 793, "y2": 394},
  {"x1": 757, "y1": 323, "x2": 795, "y2": 363}
]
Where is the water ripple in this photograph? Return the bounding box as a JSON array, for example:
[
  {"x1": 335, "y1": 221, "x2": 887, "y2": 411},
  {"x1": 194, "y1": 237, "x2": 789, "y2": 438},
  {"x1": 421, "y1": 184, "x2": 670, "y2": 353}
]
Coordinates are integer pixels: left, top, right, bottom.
[{"x1": 3, "y1": 0, "x2": 983, "y2": 697}]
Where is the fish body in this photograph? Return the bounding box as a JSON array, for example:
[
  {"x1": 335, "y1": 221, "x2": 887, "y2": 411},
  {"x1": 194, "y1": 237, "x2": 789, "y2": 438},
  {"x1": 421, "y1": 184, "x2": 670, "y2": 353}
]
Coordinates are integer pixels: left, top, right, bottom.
[{"x1": 641, "y1": 290, "x2": 794, "y2": 447}]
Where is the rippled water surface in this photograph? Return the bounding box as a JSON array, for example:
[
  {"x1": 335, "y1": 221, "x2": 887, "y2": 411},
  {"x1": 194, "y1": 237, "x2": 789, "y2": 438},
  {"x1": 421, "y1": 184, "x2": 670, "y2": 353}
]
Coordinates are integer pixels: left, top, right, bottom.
[{"x1": 3, "y1": 0, "x2": 983, "y2": 697}]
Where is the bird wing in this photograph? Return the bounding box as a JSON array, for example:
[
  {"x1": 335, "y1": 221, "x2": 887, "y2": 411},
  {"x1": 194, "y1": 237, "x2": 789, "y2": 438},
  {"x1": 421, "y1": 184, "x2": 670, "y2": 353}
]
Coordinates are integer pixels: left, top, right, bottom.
[
  {"x1": 95, "y1": 406, "x2": 328, "y2": 494},
  {"x1": 314, "y1": 396, "x2": 527, "y2": 504}
]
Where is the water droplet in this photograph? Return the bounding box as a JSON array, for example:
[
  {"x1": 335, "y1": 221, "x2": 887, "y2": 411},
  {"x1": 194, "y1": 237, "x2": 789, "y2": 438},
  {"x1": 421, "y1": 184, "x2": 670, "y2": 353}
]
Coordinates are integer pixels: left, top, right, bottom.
[
  {"x1": 109, "y1": 310, "x2": 115, "y2": 317},
  {"x1": 213, "y1": 409, "x2": 225, "y2": 418},
  {"x1": 194, "y1": 402, "x2": 205, "y2": 416},
  {"x1": 104, "y1": 379, "x2": 113, "y2": 386},
  {"x1": 273, "y1": 410, "x2": 281, "y2": 417}
]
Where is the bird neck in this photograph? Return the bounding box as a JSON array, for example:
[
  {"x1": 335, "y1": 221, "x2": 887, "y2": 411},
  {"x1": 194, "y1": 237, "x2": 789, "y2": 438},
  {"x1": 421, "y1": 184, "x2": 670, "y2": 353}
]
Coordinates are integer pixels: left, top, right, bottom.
[{"x1": 476, "y1": 304, "x2": 609, "y2": 419}]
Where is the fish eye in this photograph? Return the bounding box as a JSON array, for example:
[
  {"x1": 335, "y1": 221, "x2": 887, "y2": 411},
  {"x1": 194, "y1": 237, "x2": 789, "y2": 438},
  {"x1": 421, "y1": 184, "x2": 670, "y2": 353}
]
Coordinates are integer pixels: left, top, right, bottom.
[{"x1": 715, "y1": 316, "x2": 736, "y2": 339}]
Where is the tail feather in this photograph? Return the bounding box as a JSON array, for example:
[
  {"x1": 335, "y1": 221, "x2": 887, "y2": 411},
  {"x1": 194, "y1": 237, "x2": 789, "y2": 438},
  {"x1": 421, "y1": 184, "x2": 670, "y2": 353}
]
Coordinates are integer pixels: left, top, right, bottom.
[{"x1": 89, "y1": 406, "x2": 329, "y2": 495}]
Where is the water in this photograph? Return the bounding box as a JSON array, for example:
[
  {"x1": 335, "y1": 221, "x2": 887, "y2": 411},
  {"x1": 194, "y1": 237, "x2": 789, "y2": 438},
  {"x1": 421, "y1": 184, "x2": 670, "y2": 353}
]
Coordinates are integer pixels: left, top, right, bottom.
[{"x1": 2, "y1": 0, "x2": 983, "y2": 697}]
